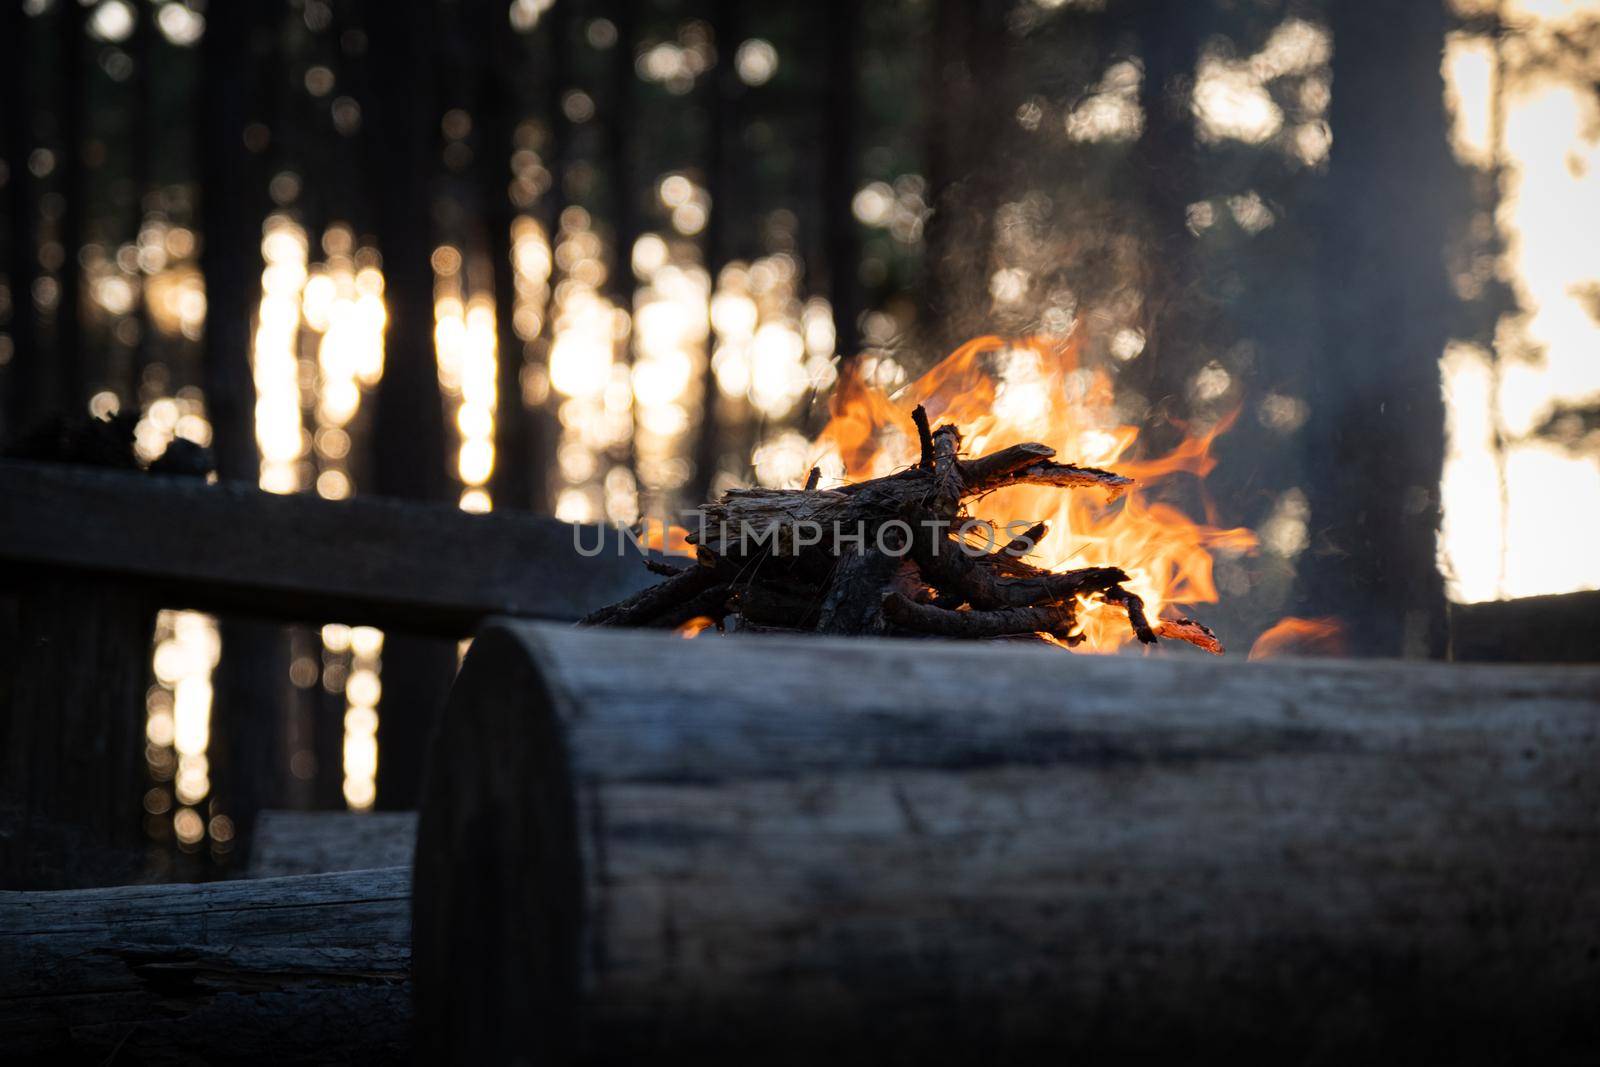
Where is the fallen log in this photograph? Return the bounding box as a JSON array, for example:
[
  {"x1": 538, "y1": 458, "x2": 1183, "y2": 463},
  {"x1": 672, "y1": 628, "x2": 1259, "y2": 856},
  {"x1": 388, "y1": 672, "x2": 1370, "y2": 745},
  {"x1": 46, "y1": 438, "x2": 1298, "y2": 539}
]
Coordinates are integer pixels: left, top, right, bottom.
[
  {"x1": 249, "y1": 809, "x2": 418, "y2": 877},
  {"x1": 0, "y1": 867, "x2": 411, "y2": 1063},
  {"x1": 415, "y1": 621, "x2": 1600, "y2": 1064}
]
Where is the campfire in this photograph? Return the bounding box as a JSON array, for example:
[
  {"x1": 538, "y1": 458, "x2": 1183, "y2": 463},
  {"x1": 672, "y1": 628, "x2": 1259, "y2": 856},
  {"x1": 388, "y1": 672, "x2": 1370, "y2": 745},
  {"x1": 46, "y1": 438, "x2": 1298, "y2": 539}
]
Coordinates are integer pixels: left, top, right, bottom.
[{"x1": 585, "y1": 334, "x2": 1259, "y2": 653}]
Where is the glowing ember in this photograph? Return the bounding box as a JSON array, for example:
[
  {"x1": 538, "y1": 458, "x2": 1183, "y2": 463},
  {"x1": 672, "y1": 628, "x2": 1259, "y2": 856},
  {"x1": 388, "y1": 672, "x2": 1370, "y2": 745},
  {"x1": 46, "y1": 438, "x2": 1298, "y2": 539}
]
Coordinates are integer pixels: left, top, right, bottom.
[
  {"x1": 677, "y1": 616, "x2": 717, "y2": 638},
  {"x1": 1248, "y1": 616, "x2": 1346, "y2": 660}
]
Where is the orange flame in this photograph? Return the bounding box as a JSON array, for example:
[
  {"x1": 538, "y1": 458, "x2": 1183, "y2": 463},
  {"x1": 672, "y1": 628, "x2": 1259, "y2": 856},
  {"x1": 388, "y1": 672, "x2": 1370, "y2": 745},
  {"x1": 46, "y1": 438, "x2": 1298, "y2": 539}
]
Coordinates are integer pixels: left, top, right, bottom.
[
  {"x1": 814, "y1": 331, "x2": 1258, "y2": 652},
  {"x1": 639, "y1": 517, "x2": 695, "y2": 557},
  {"x1": 1247, "y1": 616, "x2": 1345, "y2": 660},
  {"x1": 676, "y1": 615, "x2": 716, "y2": 638}
]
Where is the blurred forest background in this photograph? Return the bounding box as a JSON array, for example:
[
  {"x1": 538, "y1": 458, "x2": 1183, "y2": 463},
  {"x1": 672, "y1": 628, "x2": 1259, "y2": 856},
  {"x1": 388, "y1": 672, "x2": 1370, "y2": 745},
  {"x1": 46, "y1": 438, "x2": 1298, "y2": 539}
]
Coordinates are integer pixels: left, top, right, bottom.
[{"x1": 2, "y1": 0, "x2": 1598, "y2": 858}]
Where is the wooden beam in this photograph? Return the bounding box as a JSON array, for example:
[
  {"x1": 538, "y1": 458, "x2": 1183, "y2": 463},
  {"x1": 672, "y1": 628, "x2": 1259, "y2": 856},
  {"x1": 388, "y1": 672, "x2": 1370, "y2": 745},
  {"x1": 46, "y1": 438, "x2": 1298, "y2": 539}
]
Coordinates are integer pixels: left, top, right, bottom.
[
  {"x1": 249, "y1": 809, "x2": 417, "y2": 877},
  {"x1": 0, "y1": 867, "x2": 411, "y2": 1062},
  {"x1": 415, "y1": 622, "x2": 1600, "y2": 1062},
  {"x1": 0, "y1": 461, "x2": 661, "y2": 633}
]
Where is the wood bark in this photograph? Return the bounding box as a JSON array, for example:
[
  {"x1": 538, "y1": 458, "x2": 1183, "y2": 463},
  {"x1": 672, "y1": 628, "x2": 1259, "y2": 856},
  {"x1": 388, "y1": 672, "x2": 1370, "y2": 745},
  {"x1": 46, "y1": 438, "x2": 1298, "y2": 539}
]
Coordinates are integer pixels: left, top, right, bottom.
[
  {"x1": 0, "y1": 867, "x2": 411, "y2": 1063},
  {"x1": 415, "y1": 621, "x2": 1600, "y2": 1063}
]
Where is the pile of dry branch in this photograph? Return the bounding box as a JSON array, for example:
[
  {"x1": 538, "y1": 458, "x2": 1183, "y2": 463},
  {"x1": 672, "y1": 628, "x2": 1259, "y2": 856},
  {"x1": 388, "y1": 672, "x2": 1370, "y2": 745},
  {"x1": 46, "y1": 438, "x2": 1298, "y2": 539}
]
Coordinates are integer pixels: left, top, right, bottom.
[{"x1": 582, "y1": 406, "x2": 1222, "y2": 652}]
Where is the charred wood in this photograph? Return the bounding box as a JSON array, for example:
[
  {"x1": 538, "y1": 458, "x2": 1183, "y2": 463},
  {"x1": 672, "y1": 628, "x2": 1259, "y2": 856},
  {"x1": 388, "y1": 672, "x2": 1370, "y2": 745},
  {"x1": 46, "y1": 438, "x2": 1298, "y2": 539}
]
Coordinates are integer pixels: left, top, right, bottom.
[
  {"x1": 580, "y1": 564, "x2": 719, "y2": 627},
  {"x1": 587, "y1": 414, "x2": 1216, "y2": 649},
  {"x1": 882, "y1": 592, "x2": 1074, "y2": 639}
]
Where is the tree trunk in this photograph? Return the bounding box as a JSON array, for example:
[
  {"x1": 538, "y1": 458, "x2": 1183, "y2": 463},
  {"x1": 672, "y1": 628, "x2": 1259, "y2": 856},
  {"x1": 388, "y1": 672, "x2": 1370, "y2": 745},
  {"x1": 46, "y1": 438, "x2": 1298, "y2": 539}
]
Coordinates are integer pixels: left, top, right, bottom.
[
  {"x1": 477, "y1": 1, "x2": 543, "y2": 513},
  {"x1": 361, "y1": 0, "x2": 456, "y2": 809},
  {"x1": 0, "y1": 867, "x2": 411, "y2": 1063},
  {"x1": 1296, "y1": 0, "x2": 1462, "y2": 658},
  {"x1": 823, "y1": 0, "x2": 860, "y2": 363},
  {"x1": 919, "y1": 0, "x2": 1009, "y2": 356},
  {"x1": 2, "y1": 0, "x2": 39, "y2": 438},
  {"x1": 53, "y1": 0, "x2": 86, "y2": 411},
  {"x1": 415, "y1": 622, "x2": 1600, "y2": 1063},
  {"x1": 198, "y1": 0, "x2": 284, "y2": 866},
  {"x1": 689, "y1": 0, "x2": 743, "y2": 506},
  {"x1": 128, "y1": 0, "x2": 155, "y2": 392},
  {"x1": 0, "y1": 578, "x2": 151, "y2": 889},
  {"x1": 199, "y1": 0, "x2": 266, "y2": 485},
  {"x1": 1126, "y1": 0, "x2": 1213, "y2": 440},
  {"x1": 605, "y1": 0, "x2": 639, "y2": 489},
  {"x1": 208, "y1": 618, "x2": 290, "y2": 863},
  {"x1": 363, "y1": 0, "x2": 447, "y2": 505}
]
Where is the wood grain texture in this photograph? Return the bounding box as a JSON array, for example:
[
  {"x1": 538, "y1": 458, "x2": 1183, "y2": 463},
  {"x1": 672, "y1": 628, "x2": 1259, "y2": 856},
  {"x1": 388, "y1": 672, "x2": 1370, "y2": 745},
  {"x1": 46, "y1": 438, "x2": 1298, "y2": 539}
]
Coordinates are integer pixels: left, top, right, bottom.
[
  {"x1": 416, "y1": 622, "x2": 1600, "y2": 1064},
  {"x1": 0, "y1": 460, "x2": 661, "y2": 633},
  {"x1": 249, "y1": 810, "x2": 417, "y2": 877},
  {"x1": 0, "y1": 867, "x2": 411, "y2": 1063}
]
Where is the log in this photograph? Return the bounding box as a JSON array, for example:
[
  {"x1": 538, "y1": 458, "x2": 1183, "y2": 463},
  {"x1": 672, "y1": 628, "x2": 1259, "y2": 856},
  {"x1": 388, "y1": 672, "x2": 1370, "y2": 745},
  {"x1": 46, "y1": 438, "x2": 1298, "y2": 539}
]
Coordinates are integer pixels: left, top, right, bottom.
[
  {"x1": 0, "y1": 459, "x2": 660, "y2": 635},
  {"x1": 1449, "y1": 590, "x2": 1600, "y2": 664},
  {"x1": 414, "y1": 622, "x2": 1600, "y2": 1063},
  {"x1": 0, "y1": 867, "x2": 411, "y2": 1063},
  {"x1": 880, "y1": 590, "x2": 1074, "y2": 638},
  {"x1": 249, "y1": 810, "x2": 418, "y2": 878},
  {"x1": 0, "y1": 459, "x2": 658, "y2": 884}
]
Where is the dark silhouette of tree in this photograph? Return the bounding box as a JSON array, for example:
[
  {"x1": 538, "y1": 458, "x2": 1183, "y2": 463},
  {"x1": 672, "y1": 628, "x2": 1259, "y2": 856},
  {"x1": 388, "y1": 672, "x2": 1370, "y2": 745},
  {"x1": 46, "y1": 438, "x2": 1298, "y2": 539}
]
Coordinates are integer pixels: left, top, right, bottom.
[
  {"x1": 690, "y1": 0, "x2": 744, "y2": 505},
  {"x1": 128, "y1": 0, "x2": 155, "y2": 392},
  {"x1": 824, "y1": 0, "x2": 861, "y2": 366},
  {"x1": 477, "y1": 0, "x2": 542, "y2": 513},
  {"x1": 198, "y1": 0, "x2": 286, "y2": 864},
  {"x1": 54, "y1": 0, "x2": 87, "y2": 412},
  {"x1": 1296, "y1": 0, "x2": 1465, "y2": 657},
  {"x1": 363, "y1": 0, "x2": 448, "y2": 505},
  {"x1": 360, "y1": 0, "x2": 455, "y2": 810},
  {"x1": 1126, "y1": 0, "x2": 1213, "y2": 439},
  {"x1": 2, "y1": 0, "x2": 38, "y2": 437},
  {"x1": 520, "y1": 0, "x2": 575, "y2": 513},
  {"x1": 605, "y1": 0, "x2": 640, "y2": 487},
  {"x1": 200, "y1": 1, "x2": 269, "y2": 484},
  {"x1": 920, "y1": 0, "x2": 1010, "y2": 355}
]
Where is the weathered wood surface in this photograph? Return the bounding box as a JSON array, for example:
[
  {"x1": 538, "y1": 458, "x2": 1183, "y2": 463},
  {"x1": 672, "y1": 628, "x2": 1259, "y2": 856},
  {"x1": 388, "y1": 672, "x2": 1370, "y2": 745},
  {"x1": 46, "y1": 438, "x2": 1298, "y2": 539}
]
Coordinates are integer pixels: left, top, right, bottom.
[
  {"x1": 0, "y1": 867, "x2": 411, "y2": 1064},
  {"x1": 250, "y1": 810, "x2": 417, "y2": 877},
  {"x1": 0, "y1": 577, "x2": 152, "y2": 889},
  {"x1": 0, "y1": 459, "x2": 660, "y2": 633},
  {"x1": 416, "y1": 622, "x2": 1600, "y2": 1064}
]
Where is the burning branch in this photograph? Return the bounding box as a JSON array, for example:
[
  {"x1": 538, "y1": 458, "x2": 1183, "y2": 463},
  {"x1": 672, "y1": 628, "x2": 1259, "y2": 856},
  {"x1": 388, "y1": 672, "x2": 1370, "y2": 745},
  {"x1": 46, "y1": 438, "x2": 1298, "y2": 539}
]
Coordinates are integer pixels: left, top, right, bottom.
[{"x1": 583, "y1": 405, "x2": 1229, "y2": 652}]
